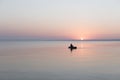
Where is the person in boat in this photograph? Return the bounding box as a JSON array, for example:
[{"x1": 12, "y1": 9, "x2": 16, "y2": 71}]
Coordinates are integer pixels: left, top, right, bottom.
[
  {"x1": 68, "y1": 43, "x2": 77, "y2": 52},
  {"x1": 68, "y1": 43, "x2": 77, "y2": 49},
  {"x1": 70, "y1": 43, "x2": 73, "y2": 48}
]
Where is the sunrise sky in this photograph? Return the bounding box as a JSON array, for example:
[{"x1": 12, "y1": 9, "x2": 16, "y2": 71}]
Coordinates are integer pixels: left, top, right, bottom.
[{"x1": 0, "y1": 0, "x2": 120, "y2": 40}]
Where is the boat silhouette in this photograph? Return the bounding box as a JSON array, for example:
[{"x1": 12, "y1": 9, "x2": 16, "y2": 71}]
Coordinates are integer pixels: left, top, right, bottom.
[{"x1": 68, "y1": 44, "x2": 77, "y2": 49}]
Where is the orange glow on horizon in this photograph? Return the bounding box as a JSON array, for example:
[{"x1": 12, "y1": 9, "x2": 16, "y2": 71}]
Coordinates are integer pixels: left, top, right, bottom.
[
  {"x1": 80, "y1": 37, "x2": 84, "y2": 40},
  {"x1": 72, "y1": 34, "x2": 98, "y2": 40}
]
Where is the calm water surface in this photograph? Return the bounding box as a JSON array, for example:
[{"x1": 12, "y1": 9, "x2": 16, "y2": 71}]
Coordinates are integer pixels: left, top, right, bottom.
[{"x1": 0, "y1": 41, "x2": 120, "y2": 80}]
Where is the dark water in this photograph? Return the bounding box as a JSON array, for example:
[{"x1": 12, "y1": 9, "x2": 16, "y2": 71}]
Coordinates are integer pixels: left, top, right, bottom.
[{"x1": 0, "y1": 41, "x2": 120, "y2": 80}]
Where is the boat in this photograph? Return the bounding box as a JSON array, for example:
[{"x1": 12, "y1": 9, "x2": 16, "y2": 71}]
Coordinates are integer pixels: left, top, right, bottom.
[
  {"x1": 68, "y1": 46, "x2": 77, "y2": 49},
  {"x1": 68, "y1": 44, "x2": 77, "y2": 49}
]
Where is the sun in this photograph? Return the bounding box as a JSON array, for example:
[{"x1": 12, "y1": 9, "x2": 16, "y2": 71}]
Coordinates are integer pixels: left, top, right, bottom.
[{"x1": 80, "y1": 37, "x2": 84, "y2": 40}]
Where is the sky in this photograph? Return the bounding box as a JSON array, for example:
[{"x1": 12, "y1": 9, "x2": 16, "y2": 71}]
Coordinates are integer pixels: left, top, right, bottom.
[{"x1": 0, "y1": 0, "x2": 120, "y2": 40}]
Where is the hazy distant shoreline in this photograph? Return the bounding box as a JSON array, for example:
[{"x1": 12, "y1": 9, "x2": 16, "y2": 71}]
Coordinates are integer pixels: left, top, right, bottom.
[{"x1": 0, "y1": 39, "x2": 120, "y2": 41}]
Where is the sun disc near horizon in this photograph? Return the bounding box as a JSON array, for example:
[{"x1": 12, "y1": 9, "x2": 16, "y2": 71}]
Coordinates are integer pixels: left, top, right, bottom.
[{"x1": 80, "y1": 37, "x2": 84, "y2": 40}]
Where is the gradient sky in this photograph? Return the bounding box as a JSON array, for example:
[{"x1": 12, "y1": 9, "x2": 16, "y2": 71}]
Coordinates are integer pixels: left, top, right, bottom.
[{"x1": 0, "y1": 0, "x2": 120, "y2": 40}]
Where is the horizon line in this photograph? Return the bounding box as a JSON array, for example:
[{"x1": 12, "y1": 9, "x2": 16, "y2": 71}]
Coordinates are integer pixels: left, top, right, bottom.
[{"x1": 0, "y1": 39, "x2": 120, "y2": 41}]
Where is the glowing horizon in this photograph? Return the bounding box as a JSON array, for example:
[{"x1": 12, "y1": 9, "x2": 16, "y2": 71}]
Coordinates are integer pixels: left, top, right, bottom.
[{"x1": 0, "y1": 0, "x2": 120, "y2": 40}]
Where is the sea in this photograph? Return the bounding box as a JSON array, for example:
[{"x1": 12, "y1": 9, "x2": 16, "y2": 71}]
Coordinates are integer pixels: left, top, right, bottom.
[{"x1": 0, "y1": 41, "x2": 120, "y2": 80}]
